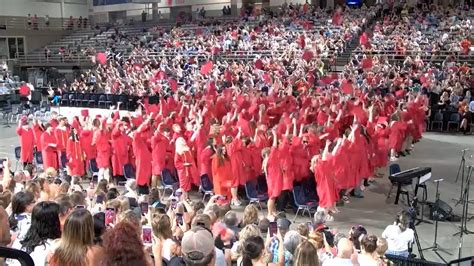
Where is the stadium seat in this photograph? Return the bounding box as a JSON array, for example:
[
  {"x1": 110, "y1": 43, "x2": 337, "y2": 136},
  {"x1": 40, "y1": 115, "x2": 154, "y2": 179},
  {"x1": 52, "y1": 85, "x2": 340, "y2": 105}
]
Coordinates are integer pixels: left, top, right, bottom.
[
  {"x1": 245, "y1": 179, "x2": 268, "y2": 210},
  {"x1": 123, "y1": 163, "x2": 136, "y2": 179},
  {"x1": 447, "y1": 113, "x2": 461, "y2": 132},
  {"x1": 292, "y1": 185, "x2": 318, "y2": 222},
  {"x1": 199, "y1": 174, "x2": 214, "y2": 201},
  {"x1": 430, "y1": 111, "x2": 444, "y2": 131}
]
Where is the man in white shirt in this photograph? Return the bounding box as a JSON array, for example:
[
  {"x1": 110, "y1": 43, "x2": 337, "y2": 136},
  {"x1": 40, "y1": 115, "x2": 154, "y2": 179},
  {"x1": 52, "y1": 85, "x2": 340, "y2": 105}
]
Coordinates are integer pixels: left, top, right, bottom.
[
  {"x1": 381, "y1": 211, "x2": 414, "y2": 257},
  {"x1": 323, "y1": 238, "x2": 354, "y2": 266}
]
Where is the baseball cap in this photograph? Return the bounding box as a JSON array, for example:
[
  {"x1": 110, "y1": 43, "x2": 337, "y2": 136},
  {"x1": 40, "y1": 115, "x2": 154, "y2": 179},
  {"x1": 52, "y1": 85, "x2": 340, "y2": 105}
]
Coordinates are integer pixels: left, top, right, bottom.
[
  {"x1": 277, "y1": 218, "x2": 291, "y2": 230},
  {"x1": 182, "y1": 227, "x2": 214, "y2": 262}
]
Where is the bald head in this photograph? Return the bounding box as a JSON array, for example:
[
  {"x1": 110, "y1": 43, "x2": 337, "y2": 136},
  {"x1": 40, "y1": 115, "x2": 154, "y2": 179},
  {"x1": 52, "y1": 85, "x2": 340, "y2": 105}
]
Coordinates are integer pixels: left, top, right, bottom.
[{"x1": 337, "y1": 238, "x2": 354, "y2": 259}]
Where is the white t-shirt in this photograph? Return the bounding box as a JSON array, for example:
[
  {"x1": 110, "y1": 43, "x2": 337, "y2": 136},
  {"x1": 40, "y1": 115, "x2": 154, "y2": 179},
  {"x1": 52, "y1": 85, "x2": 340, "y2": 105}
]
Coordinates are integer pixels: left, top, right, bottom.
[
  {"x1": 161, "y1": 238, "x2": 175, "y2": 261},
  {"x1": 381, "y1": 225, "x2": 414, "y2": 253},
  {"x1": 9, "y1": 238, "x2": 54, "y2": 266}
]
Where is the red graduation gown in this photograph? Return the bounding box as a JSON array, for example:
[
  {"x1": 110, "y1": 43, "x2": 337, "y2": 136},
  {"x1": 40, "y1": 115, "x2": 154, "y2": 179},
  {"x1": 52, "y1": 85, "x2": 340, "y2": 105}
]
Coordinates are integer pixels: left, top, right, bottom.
[
  {"x1": 32, "y1": 124, "x2": 43, "y2": 152},
  {"x1": 265, "y1": 147, "x2": 283, "y2": 199},
  {"x1": 54, "y1": 127, "x2": 68, "y2": 152},
  {"x1": 151, "y1": 132, "x2": 169, "y2": 176},
  {"x1": 66, "y1": 139, "x2": 85, "y2": 176},
  {"x1": 94, "y1": 129, "x2": 111, "y2": 168},
  {"x1": 133, "y1": 126, "x2": 152, "y2": 186},
  {"x1": 174, "y1": 150, "x2": 199, "y2": 192},
  {"x1": 111, "y1": 129, "x2": 131, "y2": 176},
  {"x1": 199, "y1": 146, "x2": 214, "y2": 179},
  {"x1": 40, "y1": 131, "x2": 59, "y2": 170},
  {"x1": 279, "y1": 141, "x2": 295, "y2": 191},
  {"x1": 314, "y1": 156, "x2": 338, "y2": 208},
  {"x1": 291, "y1": 137, "x2": 310, "y2": 182},
  {"x1": 16, "y1": 126, "x2": 34, "y2": 163},
  {"x1": 226, "y1": 138, "x2": 246, "y2": 186},
  {"x1": 211, "y1": 156, "x2": 233, "y2": 200}
]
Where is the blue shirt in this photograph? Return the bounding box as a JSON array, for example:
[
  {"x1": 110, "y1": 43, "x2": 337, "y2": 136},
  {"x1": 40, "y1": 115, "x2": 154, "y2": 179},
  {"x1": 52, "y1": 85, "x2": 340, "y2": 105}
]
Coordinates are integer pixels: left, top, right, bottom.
[
  {"x1": 469, "y1": 101, "x2": 474, "y2": 112},
  {"x1": 269, "y1": 238, "x2": 292, "y2": 266}
]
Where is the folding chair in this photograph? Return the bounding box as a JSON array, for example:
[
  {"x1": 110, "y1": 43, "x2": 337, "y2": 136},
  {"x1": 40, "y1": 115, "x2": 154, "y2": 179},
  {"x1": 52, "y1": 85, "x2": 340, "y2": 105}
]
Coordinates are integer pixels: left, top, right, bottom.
[
  {"x1": 34, "y1": 152, "x2": 44, "y2": 170},
  {"x1": 245, "y1": 179, "x2": 268, "y2": 210},
  {"x1": 161, "y1": 168, "x2": 179, "y2": 200},
  {"x1": 292, "y1": 185, "x2": 318, "y2": 222},
  {"x1": 430, "y1": 111, "x2": 444, "y2": 131},
  {"x1": 0, "y1": 247, "x2": 34, "y2": 266},
  {"x1": 89, "y1": 159, "x2": 99, "y2": 182},
  {"x1": 447, "y1": 113, "x2": 461, "y2": 132},
  {"x1": 199, "y1": 174, "x2": 214, "y2": 201},
  {"x1": 387, "y1": 164, "x2": 411, "y2": 204},
  {"x1": 123, "y1": 163, "x2": 136, "y2": 179}
]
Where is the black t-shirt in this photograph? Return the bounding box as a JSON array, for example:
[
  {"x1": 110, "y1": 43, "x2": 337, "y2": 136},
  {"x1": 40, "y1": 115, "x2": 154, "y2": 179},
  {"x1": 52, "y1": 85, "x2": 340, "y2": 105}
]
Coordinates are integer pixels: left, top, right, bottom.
[{"x1": 167, "y1": 256, "x2": 186, "y2": 266}]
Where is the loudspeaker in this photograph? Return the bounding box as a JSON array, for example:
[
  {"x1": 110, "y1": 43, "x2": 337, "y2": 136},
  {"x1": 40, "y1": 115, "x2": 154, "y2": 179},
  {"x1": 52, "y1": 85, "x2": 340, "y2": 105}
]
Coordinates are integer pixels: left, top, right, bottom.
[{"x1": 430, "y1": 199, "x2": 453, "y2": 221}]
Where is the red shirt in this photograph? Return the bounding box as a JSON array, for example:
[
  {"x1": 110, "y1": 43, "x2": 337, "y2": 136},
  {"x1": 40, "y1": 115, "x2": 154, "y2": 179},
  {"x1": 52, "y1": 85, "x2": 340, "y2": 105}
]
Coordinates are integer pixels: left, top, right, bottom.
[{"x1": 19, "y1": 85, "x2": 30, "y2": 97}]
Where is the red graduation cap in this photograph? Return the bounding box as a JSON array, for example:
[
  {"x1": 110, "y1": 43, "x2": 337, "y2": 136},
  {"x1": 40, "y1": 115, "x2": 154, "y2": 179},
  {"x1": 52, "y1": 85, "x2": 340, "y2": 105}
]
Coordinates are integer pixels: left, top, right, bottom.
[
  {"x1": 302, "y1": 50, "x2": 314, "y2": 62},
  {"x1": 96, "y1": 52, "x2": 107, "y2": 65},
  {"x1": 200, "y1": 61, "x2": 213, "y2": 75},
  {"x1": 341, "y1": 80, "x2": 354, "y2": 94},
  {"x1": 168, "y1": 78, "x2": 177, "y2": 92},
  {"x1": 377, "y1": 116, "x2": 388, "y2": 125},
  {"x1": 155, "y1": 70, "x2": 167, "y2": 80},
  {"x1": 80, "y1": 109, "x2": 89, "y2": 117},
  {"x1": 395, "y1": 89, "x2": 405, "y2": 98}
]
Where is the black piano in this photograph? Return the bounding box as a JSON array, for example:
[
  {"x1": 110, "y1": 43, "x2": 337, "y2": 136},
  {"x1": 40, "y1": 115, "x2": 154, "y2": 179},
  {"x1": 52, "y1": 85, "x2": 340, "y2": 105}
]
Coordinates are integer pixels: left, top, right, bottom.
[{"x1": 389, "y1": 167, "x2": 431, "y2": 205}]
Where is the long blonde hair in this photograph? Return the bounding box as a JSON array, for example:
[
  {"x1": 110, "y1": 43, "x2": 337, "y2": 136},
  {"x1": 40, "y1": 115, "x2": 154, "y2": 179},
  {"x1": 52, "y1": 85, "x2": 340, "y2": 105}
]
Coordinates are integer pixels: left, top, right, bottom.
[{"x1": 52, "y1": 209, "x2": 94, "y2": 266}]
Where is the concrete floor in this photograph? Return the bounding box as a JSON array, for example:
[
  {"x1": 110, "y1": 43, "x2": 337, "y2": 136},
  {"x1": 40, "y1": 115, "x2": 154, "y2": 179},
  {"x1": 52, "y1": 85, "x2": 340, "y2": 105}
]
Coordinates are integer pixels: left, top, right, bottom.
[{"x1": 1, "y1": 118, "x2": 474, "y2": 263}]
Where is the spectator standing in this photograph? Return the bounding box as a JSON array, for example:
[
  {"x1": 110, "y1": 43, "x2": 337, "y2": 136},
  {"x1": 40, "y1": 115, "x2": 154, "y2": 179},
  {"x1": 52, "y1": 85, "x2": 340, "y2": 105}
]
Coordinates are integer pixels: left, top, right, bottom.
[
  {"x1": 32, "y1": 14, "x2": 38, "y2": 30},
  {"x1": 142, "y1": 10, "x2": 147, "y2": 22},
  {"x1": 26, "y1": 14, "x2": 32, "y2": 29},
  {"x1": 45, "y1": 15, "x2": 50, "y2": 27}
]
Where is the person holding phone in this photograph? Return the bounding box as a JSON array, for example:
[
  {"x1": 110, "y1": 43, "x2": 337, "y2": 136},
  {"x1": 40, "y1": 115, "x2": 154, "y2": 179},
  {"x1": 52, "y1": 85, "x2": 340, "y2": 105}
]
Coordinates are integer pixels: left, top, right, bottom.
[{"x1": 151, "y1": 213, "x2": 175, "y2": 261}]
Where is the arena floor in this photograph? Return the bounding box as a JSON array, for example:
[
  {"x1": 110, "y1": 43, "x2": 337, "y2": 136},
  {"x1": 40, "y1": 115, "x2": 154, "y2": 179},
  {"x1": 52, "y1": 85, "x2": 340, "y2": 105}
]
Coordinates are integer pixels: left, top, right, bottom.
[{"x1": 1, "y1": 117, "x2": 473, "y2": 263}]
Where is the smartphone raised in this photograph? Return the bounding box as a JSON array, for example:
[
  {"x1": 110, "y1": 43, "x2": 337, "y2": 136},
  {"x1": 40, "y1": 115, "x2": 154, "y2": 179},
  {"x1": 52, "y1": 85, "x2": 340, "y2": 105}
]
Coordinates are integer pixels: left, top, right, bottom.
[
  {"x1": 306, "y1": 222, "x2": 313, "y2": 232},
  {"x1": 105, "y1": 207, "x2": 116, "y2": 226},
  {"x1": 269, "y1": 222, "x2": 277, "y2": 237},
  {"x1": 176, "y1": 213, "x2": 184, "y2": 226},
  {"x1": 96, "y1": 195, "x2": 104, "y2": 204},
  {"x1": 140, "y1": 202, "x2": 149, "y2": 215},
  {"x1": 142, "y1": 226, "x2": 152, "y2": 245},
  {"x1": 171, "y1": 199, "x2": 177, "y2": 210}
]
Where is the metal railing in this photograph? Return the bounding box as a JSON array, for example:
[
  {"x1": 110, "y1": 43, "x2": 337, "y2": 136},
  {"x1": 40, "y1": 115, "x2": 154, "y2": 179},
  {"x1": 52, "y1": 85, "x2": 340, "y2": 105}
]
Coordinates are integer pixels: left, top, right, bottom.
[{"x1": 0, "y1": 16, "x2": 89, "y2": 31}]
